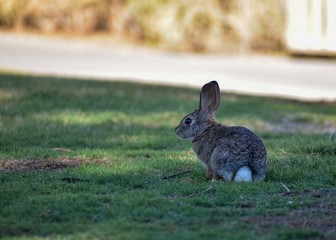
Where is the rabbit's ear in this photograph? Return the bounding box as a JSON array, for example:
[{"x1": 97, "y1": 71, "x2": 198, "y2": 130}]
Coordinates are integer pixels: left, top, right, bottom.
[{"x1": 199, "y1": 81, "x2": 220, "y2": 116}]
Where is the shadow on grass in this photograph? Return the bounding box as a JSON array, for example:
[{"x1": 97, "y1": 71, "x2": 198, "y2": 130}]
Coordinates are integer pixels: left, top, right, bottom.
[{"x1": 2, "y1": 166, "x2": 335, "y2": 239}]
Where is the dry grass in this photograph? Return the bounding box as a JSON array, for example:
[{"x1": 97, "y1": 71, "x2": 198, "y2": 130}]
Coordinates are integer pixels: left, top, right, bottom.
[
  {"x1": 0, "y1": 0, "x2": 285, "y2": 53},
  {"x1": 0, "y1": 159, "x2": 81, "y2": 172}
]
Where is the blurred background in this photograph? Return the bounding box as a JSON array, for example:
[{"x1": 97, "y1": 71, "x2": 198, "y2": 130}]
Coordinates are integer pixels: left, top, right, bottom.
[
  {"x1": 0, "y1": 0, "x2": 335, "y2": 100},
  {"x1": 0, "y1": 0, "x2": 285, "y2": 53},
  {"x1": 1, "y1": 0, "x2": 336, "y2": 55}
]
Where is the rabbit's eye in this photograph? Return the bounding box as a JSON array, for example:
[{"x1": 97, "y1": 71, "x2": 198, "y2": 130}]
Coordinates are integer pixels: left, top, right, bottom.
[{"x1": 184, "y1": 118, "x2": 192, "y2": 125}]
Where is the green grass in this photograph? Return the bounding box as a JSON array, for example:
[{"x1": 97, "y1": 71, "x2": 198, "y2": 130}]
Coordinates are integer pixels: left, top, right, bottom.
[{"x1": 0, "y1": 72, "x2": 335, "y2": 239}]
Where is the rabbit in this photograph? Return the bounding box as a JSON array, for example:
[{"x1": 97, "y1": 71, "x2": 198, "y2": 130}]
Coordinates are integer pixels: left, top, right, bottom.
[{"x1": 175, "y1": 81, "x2": 267, "y2": 182}]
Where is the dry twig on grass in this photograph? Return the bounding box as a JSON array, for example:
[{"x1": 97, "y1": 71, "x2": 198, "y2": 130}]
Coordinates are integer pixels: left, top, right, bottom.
[
  {"x1": 279, "y1": 182, "x2": 291, "y2": 195},
  {"x1": 186, "y1": 186, "x2": 214, "y2": 198},
  {"x1": 162, "y1": 170, "x2": 192, "y2": 180}
]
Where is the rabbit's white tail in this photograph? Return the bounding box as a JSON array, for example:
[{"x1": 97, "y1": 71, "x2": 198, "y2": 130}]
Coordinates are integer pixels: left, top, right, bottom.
[{"x1": 233, "y1": 166, "x2": 252, "y2": 182}]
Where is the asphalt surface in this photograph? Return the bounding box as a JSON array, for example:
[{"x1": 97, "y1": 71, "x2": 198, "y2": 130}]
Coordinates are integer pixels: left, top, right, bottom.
[{"x1": 0, "y1": 33, "x2": 335, "y2": 101}]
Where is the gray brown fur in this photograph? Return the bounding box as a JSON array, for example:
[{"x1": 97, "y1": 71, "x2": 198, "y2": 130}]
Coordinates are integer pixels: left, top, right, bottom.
[{"x1": 175, "y1": 81, "x2": 267, "y2": 182}]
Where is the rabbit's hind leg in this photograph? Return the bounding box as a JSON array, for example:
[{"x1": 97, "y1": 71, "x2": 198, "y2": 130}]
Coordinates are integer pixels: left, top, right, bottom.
[
  {"x1": 250, "y1": 157, "x2": 266, "y2": 182},
  {"x1": 252, "y1": 171, "x2": 266, "y2": 182},
  {"x1": 211, "y1": 150, "x2": 235, "y2": 182},
  {"x1": 218, "y1": 169, "x2": 235, "y2": 182}
]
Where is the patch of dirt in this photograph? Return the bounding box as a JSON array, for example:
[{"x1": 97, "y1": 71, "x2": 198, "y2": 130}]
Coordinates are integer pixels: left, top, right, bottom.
[
  {"x1": 281, "y1": 189, "x2": 335, "y2": 198},
  {"x1": 0, "y1": 159, "x2": 82, "y2": 172},
  {"x1": 246, "y1": 190, "x2": 336, "y2": 238},
  {"x1": 247, "y1": 205, "x2": 336, "y2": 238}
]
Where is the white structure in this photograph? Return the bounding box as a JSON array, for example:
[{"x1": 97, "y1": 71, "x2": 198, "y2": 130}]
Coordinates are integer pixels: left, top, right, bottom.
[{"x1": 286, "y1": 0, "x2": 336, "y2": 55}]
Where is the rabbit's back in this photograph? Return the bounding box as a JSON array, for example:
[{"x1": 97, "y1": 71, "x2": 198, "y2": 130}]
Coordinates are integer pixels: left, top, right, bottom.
[{"x1": 218, "y1": 126, "x2": 266, "y2": 159}]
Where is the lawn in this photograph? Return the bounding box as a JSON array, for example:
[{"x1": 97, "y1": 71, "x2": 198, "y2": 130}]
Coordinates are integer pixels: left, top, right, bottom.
[{"x1": 0, "y1": 72, "x2": 335, "y2": 239}]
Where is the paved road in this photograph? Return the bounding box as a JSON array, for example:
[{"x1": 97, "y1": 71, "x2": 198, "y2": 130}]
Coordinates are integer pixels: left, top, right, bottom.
[{"x1": 0, "y1": 33, "x2": 335, "y2": 101}]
